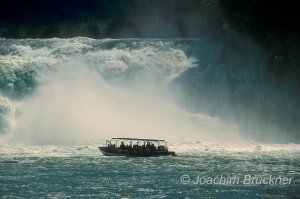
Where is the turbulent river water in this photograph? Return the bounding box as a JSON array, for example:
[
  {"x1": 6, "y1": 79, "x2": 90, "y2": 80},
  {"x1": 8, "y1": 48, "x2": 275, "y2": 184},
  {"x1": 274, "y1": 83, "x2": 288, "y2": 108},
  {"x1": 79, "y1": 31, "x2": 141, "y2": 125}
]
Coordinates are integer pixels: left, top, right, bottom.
[
  {"x1": 0, "y1": 142, "x2": 299, "y2": 198},
  {"x1": 0, "y1": 37, "x2": 299, "y2": 198}
]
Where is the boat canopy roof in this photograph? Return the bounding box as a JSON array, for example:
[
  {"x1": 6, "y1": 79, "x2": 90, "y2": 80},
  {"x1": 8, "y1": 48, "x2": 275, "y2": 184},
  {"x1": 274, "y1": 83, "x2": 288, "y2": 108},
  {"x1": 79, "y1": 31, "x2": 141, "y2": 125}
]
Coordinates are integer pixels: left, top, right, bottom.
[{"x1": 111, "y1": 137, "x2": 165, "y2": 142}]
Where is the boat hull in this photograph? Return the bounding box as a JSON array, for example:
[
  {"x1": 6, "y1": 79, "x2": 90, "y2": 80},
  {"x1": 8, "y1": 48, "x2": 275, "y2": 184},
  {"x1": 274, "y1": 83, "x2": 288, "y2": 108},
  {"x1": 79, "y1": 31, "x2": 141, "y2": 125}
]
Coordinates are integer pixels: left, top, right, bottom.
[{"x1": 98, "y1": 147, "x2": 176, "y2": 157}]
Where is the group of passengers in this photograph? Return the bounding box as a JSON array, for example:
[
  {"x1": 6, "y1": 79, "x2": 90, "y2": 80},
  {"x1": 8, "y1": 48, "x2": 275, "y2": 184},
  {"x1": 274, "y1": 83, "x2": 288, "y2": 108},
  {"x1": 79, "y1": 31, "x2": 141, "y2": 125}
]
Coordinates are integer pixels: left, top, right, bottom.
[{"x1": 116, "y1": 141, "x2": 157, "y2": 151}]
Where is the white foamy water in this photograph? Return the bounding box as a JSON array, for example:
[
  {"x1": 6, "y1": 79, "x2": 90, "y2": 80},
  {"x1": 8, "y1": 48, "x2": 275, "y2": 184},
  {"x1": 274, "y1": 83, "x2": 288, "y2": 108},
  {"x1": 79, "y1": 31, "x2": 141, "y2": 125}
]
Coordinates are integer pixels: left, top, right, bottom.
[
  {"x1": 1, "y1": 141, "x2": 299, "y2": 159},
  {"x1": 0, "y1": 38, "x2": 243, "y2": 145}
]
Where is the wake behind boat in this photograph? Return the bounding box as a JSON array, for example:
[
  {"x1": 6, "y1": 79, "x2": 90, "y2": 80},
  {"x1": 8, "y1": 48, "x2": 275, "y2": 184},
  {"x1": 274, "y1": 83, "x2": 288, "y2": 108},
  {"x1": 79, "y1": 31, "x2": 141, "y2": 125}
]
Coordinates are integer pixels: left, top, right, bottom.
[{"x1": 98, "y1": 138, "x2": 176, "y2": 157}]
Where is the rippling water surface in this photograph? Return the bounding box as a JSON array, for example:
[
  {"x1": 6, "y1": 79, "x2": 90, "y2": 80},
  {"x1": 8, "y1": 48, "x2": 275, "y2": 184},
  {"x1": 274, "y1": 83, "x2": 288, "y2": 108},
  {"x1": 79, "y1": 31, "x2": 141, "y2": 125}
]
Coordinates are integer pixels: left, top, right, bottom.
[{"x1": 1, "y1": 142, "x2": 299, "y2": 198}]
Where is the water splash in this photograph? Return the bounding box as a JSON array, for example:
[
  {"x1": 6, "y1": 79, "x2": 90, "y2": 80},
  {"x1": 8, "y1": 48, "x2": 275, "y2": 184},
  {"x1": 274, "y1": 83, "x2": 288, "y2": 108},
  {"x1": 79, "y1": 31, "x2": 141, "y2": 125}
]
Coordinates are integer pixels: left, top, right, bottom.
[{"x1": 0, "y1": 38, "x2": 239, "y2": 144}]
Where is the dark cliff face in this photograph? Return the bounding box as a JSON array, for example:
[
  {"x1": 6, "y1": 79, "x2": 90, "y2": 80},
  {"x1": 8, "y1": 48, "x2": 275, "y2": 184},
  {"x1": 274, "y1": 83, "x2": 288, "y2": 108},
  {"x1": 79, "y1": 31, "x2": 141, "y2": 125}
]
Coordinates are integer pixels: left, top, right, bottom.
[
  {"x1": 1, "y1": 0, "x2": 299, "y2": 142},
  {"x1": 2, "y1": 0, "x2": 298, "y2": 41},
  {"x1": 0, "y1": 0, "x2": 203, "y2": 39}
]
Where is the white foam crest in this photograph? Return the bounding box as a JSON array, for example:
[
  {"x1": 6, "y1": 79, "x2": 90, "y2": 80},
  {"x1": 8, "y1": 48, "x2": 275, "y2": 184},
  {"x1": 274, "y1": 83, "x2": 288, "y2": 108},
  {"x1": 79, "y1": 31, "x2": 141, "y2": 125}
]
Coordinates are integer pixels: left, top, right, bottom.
[
  {"x1": 0, "y1": 143, "x2": 100, "y2": 157},
  {"x1": 0, "y1": 45, "x2": 58, "y2": 71},
  {"x1": 83, "y1": 42, "x2": 195, "y2": 84},
  {"x1": 169, "y1": 139, "x2": 300, "y2": 154},
  {"x1": 50, "y1": 39, "x2": 92, "y2": 57},
  {"x1": 1, "y1": 141, "x2": 299, "y2": 158}
]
